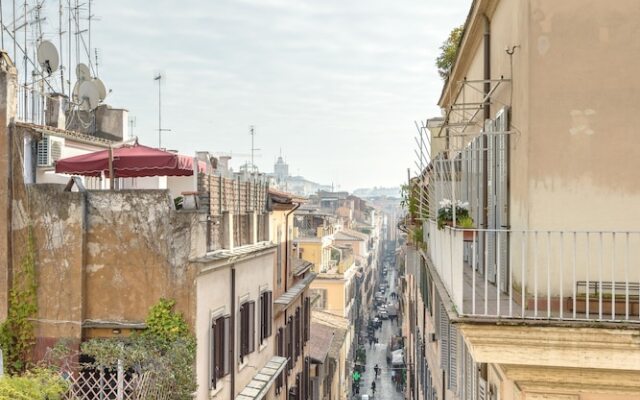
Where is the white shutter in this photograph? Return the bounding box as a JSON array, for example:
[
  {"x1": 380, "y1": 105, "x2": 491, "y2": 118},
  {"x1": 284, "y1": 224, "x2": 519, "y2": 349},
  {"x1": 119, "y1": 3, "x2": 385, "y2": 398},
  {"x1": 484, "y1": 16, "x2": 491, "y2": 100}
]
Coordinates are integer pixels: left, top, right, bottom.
[
  {"x1": 449, "y1": 323, "x2": 458, "y2": 391},
  {"x1": 439, "y1": 303, "x2": 449, "y2": 371},
  {"x1": 485, "y1": 120, "x2": 497, "y2": 283},
  {"x1": 475, "y1": 135, "x2": 485, "y2": 275},
  {"x1": 478, "y1": 377, "x2": 487, "y2": 400},
  {"x1": 496, "y1": 107, "x2": 510, "y2": 292}
]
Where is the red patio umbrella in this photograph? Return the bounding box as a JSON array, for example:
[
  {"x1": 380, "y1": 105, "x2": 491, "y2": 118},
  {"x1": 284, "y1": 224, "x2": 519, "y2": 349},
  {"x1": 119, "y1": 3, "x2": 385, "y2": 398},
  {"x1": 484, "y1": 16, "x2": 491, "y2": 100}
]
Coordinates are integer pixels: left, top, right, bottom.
[{"x1": 55, "y1": 143, "x2": 206, "y2": 178}]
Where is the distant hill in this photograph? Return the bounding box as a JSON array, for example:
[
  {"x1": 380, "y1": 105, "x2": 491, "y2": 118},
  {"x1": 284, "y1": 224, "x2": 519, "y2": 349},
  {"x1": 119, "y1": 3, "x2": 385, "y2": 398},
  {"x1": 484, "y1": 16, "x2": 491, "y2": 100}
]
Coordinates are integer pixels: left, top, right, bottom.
[{"x1": 352, "y1": 186, "x2": 401, "y2": 198}]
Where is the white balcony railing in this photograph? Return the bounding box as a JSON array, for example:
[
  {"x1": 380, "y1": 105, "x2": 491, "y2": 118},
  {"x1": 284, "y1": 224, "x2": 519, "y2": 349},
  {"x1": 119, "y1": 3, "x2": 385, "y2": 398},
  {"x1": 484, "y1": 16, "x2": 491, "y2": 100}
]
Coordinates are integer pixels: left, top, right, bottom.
[{"x1": 426, "y1": 220, "x2": 640, "y2": 323}]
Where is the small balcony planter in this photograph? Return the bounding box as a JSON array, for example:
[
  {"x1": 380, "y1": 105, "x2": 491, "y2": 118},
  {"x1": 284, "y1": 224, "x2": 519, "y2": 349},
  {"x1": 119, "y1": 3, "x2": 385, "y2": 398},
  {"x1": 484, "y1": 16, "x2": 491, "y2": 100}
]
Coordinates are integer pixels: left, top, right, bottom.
[
  {"x1": 437, "y1": 199, "x2": 470, "y2": 230},
  {"x1": 456, "y1": 216, "x2": 476, "y2": 242},
  {"x1": 462, "y1": 229, "x2": 475, "y2": 242}
]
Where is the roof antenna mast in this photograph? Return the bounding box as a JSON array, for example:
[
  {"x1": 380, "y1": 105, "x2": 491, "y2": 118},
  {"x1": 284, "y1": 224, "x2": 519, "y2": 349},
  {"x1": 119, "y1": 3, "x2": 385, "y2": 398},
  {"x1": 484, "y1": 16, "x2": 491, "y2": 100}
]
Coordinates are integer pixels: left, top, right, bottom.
[{"x1": 250, "y1": 125, "x2": 261, "y2": 173}]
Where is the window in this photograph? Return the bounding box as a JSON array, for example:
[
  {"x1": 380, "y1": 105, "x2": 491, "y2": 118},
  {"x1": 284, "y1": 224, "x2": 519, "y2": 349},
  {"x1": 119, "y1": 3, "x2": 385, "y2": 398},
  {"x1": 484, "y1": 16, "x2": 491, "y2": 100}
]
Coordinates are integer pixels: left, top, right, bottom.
[
  {"x1": 277, "y1": 228, "x2": 283, "y2": 286},
  {"x1": 276, "y1": 327, "x2": 285, "y2": 394},
  {"x1": 309, "y1": 288, "x2": 327, "y2": 310},
  {"x1": 303, "y1": 296, "x2": 310, "y2": 344},
  {"x1": 210, "y1": 315, "x2": 230, "y2": 389},
  {"x1": 286, "y1": 316, "x2": 294, "y2": 371},
  {"x1": 260, "y1": 291, "x2": 273, "y2": 344},
  {"x1": 239, "y1": 301, "x2": 256, "y2": 362},
  {"x1": 294, "y1": 307, "x2": 301, "y2": 359}
]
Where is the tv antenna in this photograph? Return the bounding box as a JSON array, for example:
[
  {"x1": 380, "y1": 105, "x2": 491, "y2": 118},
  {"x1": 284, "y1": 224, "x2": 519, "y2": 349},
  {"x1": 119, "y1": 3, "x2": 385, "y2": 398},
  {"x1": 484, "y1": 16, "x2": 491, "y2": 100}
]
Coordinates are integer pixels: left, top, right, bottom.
[
  {"x1": 249, "y1": 125, "x2": 261, "y2": 173},
  {"x1": 154, "y1": 73, "x2": 171, "y2": 148},
  {"x1": 128, "y1": 116, "x2": 137, "y2": 139}
]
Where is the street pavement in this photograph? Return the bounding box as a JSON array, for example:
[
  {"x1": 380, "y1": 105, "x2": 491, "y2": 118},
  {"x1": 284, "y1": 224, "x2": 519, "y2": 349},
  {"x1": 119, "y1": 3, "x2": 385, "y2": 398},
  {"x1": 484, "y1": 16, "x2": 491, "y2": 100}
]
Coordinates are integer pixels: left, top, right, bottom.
[{"x1": 356, "y1": 266, "x2": 404, "y2": 400}]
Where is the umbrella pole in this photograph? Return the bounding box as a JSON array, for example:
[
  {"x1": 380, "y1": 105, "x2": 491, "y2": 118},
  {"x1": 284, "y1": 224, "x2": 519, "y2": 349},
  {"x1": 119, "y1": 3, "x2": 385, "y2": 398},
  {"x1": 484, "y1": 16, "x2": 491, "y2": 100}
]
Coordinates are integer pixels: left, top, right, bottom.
[{"x1": 108, "y1": 146, "x2": 114, "y2": 190}]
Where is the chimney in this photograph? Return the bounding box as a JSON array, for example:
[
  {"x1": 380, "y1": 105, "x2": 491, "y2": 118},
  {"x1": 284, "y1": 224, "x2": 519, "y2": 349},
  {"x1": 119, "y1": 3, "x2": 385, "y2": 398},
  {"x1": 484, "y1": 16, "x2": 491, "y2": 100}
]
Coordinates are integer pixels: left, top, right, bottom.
[{"x1": 45, "y1": 93, "x2": 68, "y2": 130}]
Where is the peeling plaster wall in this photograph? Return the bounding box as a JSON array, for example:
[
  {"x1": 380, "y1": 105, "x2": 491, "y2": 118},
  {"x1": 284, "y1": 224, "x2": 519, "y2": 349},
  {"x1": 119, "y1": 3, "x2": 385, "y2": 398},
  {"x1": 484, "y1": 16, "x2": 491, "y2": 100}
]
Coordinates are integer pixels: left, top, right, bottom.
[
  {"x1": 83, "y1": 190, "x2": 201, "y2": 326},
  {"x1": 27, "y1": 185, "x2": 84, "y2": 349},
  {"x1": 13, "y1": 185, "x2": 205, "y2": 356},
  {"x1": 0, "y1": 61, "x2": 18, "y2": 321}
]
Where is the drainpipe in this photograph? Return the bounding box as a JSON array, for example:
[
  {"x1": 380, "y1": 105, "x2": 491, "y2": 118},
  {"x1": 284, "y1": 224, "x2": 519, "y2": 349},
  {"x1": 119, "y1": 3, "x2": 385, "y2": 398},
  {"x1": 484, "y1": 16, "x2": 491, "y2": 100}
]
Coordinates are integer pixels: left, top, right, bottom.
[
  {"x1": 6, "y1": 124, "x2": 13, "y2": 306},
  {"x1": 482, "y1": 14, "x2": 491, "y2": 230},
  {"x1": 230, "y1": 266, "x2": 236, "y2": 400},
  {"x1": 81, "y1": 189, "x2": 88, "y2": 346},
  {"x1": 284, "y1": 202, "x2": 301, "y2": 291}
]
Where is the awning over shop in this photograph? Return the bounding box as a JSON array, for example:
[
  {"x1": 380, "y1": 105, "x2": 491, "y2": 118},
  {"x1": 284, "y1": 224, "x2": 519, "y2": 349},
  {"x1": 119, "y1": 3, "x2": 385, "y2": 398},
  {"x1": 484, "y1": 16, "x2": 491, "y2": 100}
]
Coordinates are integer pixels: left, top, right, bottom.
[
  {"x1": 274, "y1": 272, "x2": 317, "y2": 310},
  {"x1": 55, "y1": 143, "x2": 206, "y2": 178},
  {"x1": 235, "y1": 356, "x2": 288, "y2": 400}
]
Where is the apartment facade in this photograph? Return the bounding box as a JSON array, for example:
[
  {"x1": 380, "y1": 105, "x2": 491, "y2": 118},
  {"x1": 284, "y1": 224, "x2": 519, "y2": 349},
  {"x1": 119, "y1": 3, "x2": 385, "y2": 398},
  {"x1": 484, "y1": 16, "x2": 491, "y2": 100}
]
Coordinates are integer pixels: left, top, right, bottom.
[
  {"x1": 0, "y1": 56, "x2": 309, "y2": 400},
  {"x1": 404, "y1": 1, "x2": 640, "y2": 400},
  {"x1": 269, "y1": 190, "x2": 316, "y2": 400}
]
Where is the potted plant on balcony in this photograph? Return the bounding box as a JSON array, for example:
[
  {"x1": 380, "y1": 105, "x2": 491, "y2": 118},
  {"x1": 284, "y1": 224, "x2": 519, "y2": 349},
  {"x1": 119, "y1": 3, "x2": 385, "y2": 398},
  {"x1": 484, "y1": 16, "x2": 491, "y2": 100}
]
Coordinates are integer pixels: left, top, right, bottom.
[
  {"x1": 456, "y1": 215, "x2": 476, "y2": 242},
  {"x1": 437, "y1": 199, "x2": 470, "y2": 229}
]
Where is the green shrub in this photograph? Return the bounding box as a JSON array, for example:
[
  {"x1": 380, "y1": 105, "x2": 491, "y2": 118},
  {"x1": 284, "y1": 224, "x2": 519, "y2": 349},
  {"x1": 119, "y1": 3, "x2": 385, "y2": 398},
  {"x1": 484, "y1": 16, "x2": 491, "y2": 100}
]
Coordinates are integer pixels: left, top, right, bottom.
[
  {"x1": 82, "y1": 298, "x2": 196, "y2": 400},
  {"x1": 0, "y1": 368, "x2": 68, "y2": 400}
]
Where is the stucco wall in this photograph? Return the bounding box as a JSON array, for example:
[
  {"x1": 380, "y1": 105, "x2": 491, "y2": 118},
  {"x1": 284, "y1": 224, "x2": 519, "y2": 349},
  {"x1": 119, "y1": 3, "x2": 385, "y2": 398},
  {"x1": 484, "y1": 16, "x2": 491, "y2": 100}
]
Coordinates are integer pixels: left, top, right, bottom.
[
  {"x1": 527, "y1": 0, "x2": 640, "y2": 232},
  {"x1": 83, "y1": 190, "x2": 201, "y2": 324},
  {"x1": 11, "y1": 181, "x2": 204, "y2": 354},
  {"x1": 194, "y1": 250, "x2": 276, "y2": 400}
]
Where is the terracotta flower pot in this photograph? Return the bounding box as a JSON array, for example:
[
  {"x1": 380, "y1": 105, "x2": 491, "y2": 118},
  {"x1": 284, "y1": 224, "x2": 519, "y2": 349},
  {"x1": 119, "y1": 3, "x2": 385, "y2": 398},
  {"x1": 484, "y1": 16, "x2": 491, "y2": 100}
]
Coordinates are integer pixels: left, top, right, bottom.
[{"x1": 462, "y1": 229, "x2": 475, "y2": 242}]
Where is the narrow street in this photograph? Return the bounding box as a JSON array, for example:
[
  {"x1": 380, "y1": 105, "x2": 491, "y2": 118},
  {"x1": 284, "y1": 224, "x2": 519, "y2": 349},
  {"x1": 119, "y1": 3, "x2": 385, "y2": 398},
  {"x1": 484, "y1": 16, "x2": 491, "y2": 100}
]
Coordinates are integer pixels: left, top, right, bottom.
[{"x1": 358, "y1": 263, "x2": 404, "y2": 400}]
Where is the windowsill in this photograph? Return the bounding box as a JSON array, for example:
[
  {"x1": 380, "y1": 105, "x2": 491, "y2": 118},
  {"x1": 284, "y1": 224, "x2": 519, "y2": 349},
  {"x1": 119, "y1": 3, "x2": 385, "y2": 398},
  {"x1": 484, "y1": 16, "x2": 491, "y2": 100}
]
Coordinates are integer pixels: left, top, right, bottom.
[
  {"x1": 259, "y1": 341, "x2": 268, "y2": 353},
  {"x1": 238, "y1": 360, "x2": 248, "y2": 372}
]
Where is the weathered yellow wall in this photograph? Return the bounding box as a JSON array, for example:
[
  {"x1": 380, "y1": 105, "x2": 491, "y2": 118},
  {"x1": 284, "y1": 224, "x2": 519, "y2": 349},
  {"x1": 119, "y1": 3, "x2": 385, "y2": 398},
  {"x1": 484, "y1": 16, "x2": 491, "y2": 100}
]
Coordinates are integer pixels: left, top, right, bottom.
[
  {"x1": 299, "y1": 241, "x2": 323, "y2": 270},
  {"x1": 311, "y1": 278, "x2": 346, "y2": 317}
]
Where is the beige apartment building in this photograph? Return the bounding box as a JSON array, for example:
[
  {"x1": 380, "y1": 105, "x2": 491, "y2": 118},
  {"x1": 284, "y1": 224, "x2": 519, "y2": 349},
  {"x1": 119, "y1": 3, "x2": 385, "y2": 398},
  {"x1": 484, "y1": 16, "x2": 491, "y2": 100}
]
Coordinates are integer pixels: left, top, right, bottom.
[{"x1": 403, "y1": 1, "x2": 640, "y2": 400}]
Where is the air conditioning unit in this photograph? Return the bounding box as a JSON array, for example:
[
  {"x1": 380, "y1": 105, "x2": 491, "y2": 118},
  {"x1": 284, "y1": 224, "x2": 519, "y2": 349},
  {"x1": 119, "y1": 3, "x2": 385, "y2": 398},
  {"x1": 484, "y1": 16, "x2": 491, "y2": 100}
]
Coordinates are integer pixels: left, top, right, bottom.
[{"x1": 36, "y1": 134, "x2": 64, "y2": 167}]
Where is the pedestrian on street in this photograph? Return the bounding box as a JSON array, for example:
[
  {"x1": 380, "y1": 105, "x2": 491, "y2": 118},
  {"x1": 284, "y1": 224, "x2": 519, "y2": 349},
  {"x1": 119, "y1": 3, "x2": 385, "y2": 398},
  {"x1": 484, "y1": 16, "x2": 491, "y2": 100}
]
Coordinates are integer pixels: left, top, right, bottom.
[
  {"x1": 374, "y1": 364, "x2": 380, "y2": 379},
  {"x1": 371, "y1": 381, "x2": 376, "y2": 395}
]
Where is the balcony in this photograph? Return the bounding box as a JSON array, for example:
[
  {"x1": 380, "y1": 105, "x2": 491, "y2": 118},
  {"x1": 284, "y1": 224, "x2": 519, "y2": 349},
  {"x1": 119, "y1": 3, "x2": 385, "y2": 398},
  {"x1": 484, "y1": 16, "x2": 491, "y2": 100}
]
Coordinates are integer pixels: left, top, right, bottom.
[{"x1": 425, "y1": 220, "x2": 640, "y2": 323}]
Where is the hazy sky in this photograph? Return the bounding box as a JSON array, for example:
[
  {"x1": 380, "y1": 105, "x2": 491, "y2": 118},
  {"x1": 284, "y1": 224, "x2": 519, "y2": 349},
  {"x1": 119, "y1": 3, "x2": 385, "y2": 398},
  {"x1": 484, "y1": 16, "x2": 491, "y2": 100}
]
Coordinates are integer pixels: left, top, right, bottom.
[{"x1": 40, "y1": 0, "x2": 470, "y2": 191}]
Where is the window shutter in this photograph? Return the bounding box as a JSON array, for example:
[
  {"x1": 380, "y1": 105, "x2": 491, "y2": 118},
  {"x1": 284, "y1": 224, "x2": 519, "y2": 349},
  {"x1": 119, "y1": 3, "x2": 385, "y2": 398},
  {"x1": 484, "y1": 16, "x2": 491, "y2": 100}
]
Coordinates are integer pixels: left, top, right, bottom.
[
  {"x1": 260, "y1": 294, "x2": 265, "y2": 345},
  {"x1": 287, "y1": 317, "x2": 294, "y2": 371},
  {"x1": 210, "y1": 318, "x2": 217, "y2": 389},
  {"x1": 267, "y1": 291, "x2": 273, "y2": 338},
  {"x1": 496, "y1": 107, "x2": 510, "y2": 292},
  {"x1": 485, "y1": 120, "x2": 497, "y2": 283},
  {"x1": 295, "y1": 307, "x2": 301, "y2": 359},
  {"x1": 478, "y1": 377, "x2": 487, "y2": 400},
  {"x1": 248, "y1": 301, "x2": 256, "y2": 353},
  {"x1": 304, "y1": 296, "x2": 310, "y2": 343},
  {"x1": 240, "y1": 304, "x2": 246, "y2": 360},
  {"x1": 465, "y1": 344, "x2": 473, "y2": 400},
  {"x1": 449, "y1": 323, "x2": 458, "y2": 391},
  {"x1": 223, "y1": 316, "x2": 230, "y2": 376},
  {"x1": 276, "y1": 327, "x2": 285, "y2": 394},
  {"x1": 295, "y1": 373, "x2": 301, "y2": 400},
  {"x1": 439, "y1": 303, "x2": 449, "y2": 372}
]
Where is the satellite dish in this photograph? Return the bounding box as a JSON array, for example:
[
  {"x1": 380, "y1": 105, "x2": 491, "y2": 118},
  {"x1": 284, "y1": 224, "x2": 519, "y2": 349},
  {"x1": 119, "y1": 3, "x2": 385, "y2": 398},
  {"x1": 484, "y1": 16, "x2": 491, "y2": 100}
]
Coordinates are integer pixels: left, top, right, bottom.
[
  {"x1": 76, "y1": 63, "x2": 91, "y2": 81},
  {"x1": 37, "y1": 41, "x2": 59, "y2": 76},
  {"x1": 72, "y1": 81, "x2": 81, "y2": 103},
  {"x1": 78, "y1": 80, "x2": 100, "y2": 110},
  {"x1": 92, "y1": 77, "x2": 107, "y2": 102}
]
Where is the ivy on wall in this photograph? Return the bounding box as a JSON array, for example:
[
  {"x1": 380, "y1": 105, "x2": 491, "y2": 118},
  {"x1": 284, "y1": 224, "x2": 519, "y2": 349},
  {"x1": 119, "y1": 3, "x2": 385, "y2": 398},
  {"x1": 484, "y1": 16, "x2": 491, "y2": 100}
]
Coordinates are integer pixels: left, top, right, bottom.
[{"x1": 0, "y1": 226, "x2": 38, "y2": 374}]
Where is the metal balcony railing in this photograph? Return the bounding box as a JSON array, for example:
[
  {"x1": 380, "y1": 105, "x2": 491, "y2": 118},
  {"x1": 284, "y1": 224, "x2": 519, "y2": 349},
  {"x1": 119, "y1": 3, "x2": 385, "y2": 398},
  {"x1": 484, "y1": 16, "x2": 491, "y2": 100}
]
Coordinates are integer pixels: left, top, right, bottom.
[{"x1": 425, "y1": 220, "x2": 640, "y2": 323}]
